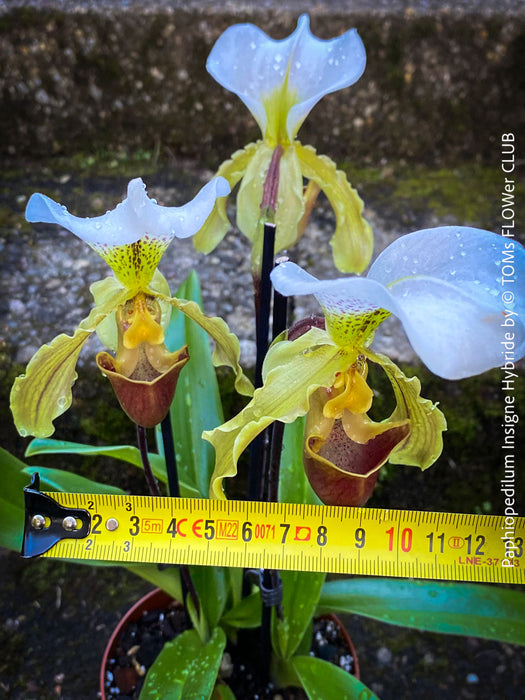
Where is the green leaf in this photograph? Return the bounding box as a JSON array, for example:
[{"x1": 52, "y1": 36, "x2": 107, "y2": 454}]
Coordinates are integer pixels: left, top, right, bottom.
[
  {"x1": 0, "y1": 447, "x2": 183, "y2": 599},
  {"x1": 220, "y1": 589, "x2": 262, "y2": 629},
  {"x1": 212, "y1": 683, "x2": 237, "y2": 700},
  {"x1": 190, "y1": 566, "x2": 229, "y2": 631},
  {"x1": 26, "y1": 438, "x2": 201, "y2": 498},
  {"x1": 0, "y1": 447, "x2": 33, "y2": 551},
  {"x1": 26, "y1": 438, "x2": 167, "y2": 482},
  {"x1": 279, "y1": 416, "x2": 322, "y2": 506},
  {"x1": 157, "y1": 270, "x2": 224, "y2": 499},
  {"x1": 293, "y1": 655, "x2": 379, "y2": 700},
  {"x1": 272, "y1": 570, "x2": 326, "y2": 660},
  {"x1": 317, "y1": 578, "x2": 525, "y2": 645},
  {"x1": 24, "y1": 466, "x2": 125, "y2": 496},
  {"x1": 140, "y1": 627, "x2": 226, "y2": 700}
]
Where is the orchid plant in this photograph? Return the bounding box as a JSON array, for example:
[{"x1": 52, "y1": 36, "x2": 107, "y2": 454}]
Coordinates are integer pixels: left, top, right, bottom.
[{"x1": 2, "y1": 12, "x2": 525, "y2": 700}]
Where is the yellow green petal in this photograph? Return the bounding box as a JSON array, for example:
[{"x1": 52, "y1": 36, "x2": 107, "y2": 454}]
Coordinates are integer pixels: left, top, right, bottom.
[
  {"x1": 205, "y1": 328, "x2": 356, "y2": 499},
  {"x1": 274, "y1": 145, "x2": 306, "y2": 253},
  {"x1": 10, "y1": 286, "x2": 130, "y2": 438},
  {"x1": 193, "y1": 142, "x2": 260, "y2": 255},
  {"x1": 237, "y1": 143, "x2": 305, "y2": 271},
  {"x1": 367, "y1": 351, "x2": 447, "y2": 470},
  {"x1": 91, "y1": 276, "x2": 126, "y2": 352},
  {"x1": 155, "y1": 292, "x2": 254, "y2": 398},
  {"x1": 295, "y1": 142, "x2": 373, "y2": 273}
]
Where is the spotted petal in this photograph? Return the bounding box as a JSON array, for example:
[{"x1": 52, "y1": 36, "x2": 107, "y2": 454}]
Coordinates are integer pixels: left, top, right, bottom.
[
  {"x1": 205, "y1": 326, "x2": 356, "y2": 499},
  {"x1": 10, "y1": 286, "x2": 129, "y2": 438},
  {"x1": 26, "y1": 177, "x2": 230, "y2": 291},
  {"x1": 207, "y1": 14, "x2": 366, "y2": 142},
  {"x1": 271, "y1": 227, "x2": 525, "y2": 379}
]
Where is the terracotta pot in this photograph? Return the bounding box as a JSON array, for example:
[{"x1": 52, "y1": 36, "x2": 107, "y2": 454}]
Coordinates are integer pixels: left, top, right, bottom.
[
  {"x1": 316, "y1": 613, "x2": 360, "y2": 680},
  {"x1": 100, "y1": 588, "x2": 182, "y2": 699},
  {"x1": 100, "y1": 588, "x2": 360, "y2": 698}
]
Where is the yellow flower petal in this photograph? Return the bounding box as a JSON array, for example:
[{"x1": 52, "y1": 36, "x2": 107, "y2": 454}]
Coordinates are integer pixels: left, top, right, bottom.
[
  {"x1": 323, "y1": 365, "x2": 373, "y2": 418},
  {"x1": 367, "y1": 350, "x2": 447, "y2": 470},
  {"x1": 205, "y1": 328, "x2": 356, "y2": 499},
  {"x1": 154, "y1": 292, "x2": 254, "y2": 398},
  {"x1": 295, "y1": 142, "x2": 373, "y2": 273},
  {"x1": 10, "y1": 286, "x2": 129, "y2": 438},
  {"x1": 193, "y1": 142, "x2": 260, "y2": 255}
]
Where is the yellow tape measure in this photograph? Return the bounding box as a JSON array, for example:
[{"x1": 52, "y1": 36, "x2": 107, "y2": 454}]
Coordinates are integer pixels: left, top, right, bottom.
[{"x1": 23, "y1": 488, "x2": 524, "y2": 584}]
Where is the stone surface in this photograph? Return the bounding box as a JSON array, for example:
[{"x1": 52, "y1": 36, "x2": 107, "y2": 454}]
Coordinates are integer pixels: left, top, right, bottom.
[{"x1": 1, "y1": 0, "x2": 524, "y2": 163}]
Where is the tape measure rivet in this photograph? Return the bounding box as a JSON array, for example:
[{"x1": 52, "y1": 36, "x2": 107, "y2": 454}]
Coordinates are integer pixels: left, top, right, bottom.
[
  {"x1": 31, "y1": 514, "x2": 46, "y2": 530},
  {"x1": 106, "y1": 517, "x2": 119, "y2": 532},
  {"x1": 62, "y1": 516, "x2": 77, "y2": 532}
]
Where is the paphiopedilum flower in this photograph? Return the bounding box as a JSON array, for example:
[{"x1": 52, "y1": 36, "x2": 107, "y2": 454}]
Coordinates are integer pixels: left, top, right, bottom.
[
  {"x1": 11, "y1": 177, "x2": 253, "y2": 438},
  {"x1": 194, "y1": 14, "x2": 372, "y2": 274},
  {"x1": 205, "y1": 226, "x2": 525, "y2": 504}
]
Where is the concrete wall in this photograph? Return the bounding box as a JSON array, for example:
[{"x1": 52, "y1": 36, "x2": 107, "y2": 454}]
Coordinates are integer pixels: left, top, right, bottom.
[{"x1": 1, "y1": 0, "x2": 524, "y2": 164}]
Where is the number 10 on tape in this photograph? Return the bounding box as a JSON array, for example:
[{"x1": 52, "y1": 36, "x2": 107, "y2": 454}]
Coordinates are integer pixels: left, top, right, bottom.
[{"x1": 25, "y1": 491, "x2": 524, "y2": 584}]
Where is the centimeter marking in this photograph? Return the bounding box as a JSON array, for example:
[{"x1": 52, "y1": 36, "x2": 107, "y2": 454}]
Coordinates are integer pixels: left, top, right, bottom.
[{"x1": 43, "y1": 493, "x2": 524, "y2": 584}]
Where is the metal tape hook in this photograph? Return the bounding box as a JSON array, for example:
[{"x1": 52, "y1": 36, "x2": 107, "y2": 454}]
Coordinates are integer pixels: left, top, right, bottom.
[{"x1": 21, "y1": 473, "x2": 91, "y2": 558}]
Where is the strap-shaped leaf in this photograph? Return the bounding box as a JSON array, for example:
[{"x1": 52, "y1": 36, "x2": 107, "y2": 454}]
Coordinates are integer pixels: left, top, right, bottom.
[
  {"x1": 140, "y1": 627, "x2": 226, "y2": 700},
  {"x1": 157, "y1": 270, "x2": 224, "y2": 498},
  {"x1": 272, "y1": 571, "x2": 326, "y2": 660},
  {"x1": 24, "y1": 438, "x2": 183, "y2": 492},
  {"x1": 317, "y1": 578, "x2": 525, "y2": 645},
  {"x1": 295, "y1": 142, "x2": 373, "y2": 274},
  {"x1": 278, "y1": 416, "x2": 322, "y2": 506},
  {"x1": 293, "y1": 655, "x2": 379, "y2": 700}
]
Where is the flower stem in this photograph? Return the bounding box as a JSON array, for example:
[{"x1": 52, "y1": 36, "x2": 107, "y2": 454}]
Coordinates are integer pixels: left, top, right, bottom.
[
  {"x1": 136, "y1": 424, "x2": 160, "y2": 497},
  {"x1": 160, "y1": 415, "x2": 179, "y2": 498},
  {"x1": 249, "y1": 221, "x2": 277, "y2": 501},
  {"x1": 158, "y1": 416, "x2": 202, "y2": 624}
]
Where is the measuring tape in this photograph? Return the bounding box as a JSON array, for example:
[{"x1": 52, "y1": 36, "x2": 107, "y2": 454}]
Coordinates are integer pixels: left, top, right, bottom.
[{"x1": 22, "y1": 481, "x2": 524, "y2": 584}]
